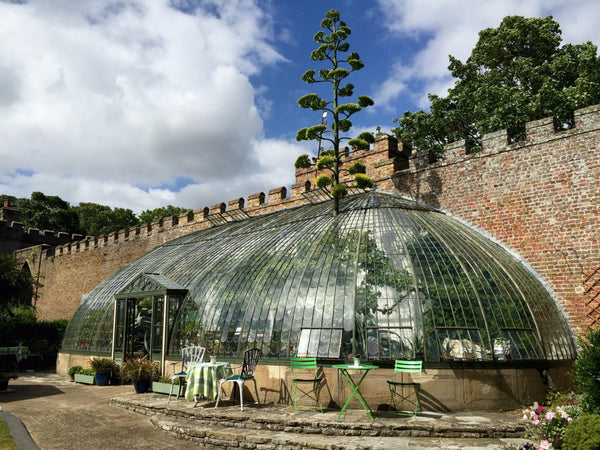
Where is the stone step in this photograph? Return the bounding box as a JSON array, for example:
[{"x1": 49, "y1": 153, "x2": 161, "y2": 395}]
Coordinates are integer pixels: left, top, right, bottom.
[
  {"x1": 112, "y1": 394, "x2": 529, "y2": 448},
  {"x1": 150, "y1": 415, "x2": 529, "y2": 450}
]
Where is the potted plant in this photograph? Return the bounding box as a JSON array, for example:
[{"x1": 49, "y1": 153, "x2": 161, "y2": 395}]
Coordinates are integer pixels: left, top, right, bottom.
[
  {"x1": 152, "y1": 375, "x2": 180, "y2": 395},
  {"x1": 121, "y1": 356, "x2": 159, "y2": 393},
  {"x1": 68, "y1": 365, "x2": 84, "y2": 381},
  {"x1": 440, "y1": 339, "x2": 455, "y2": 361},
  {"x1": 89, "y1": 357, "x2": 117, "y2": 386},
  {"x1": 0, "y1": 372, "x2": 18, "y2": 391},
  {"x1": 74, "y1": 368, "x2": 96, "y2": 385},
  {"x1": 413, "y1": 336, "x2": 425, "y2": 360}
]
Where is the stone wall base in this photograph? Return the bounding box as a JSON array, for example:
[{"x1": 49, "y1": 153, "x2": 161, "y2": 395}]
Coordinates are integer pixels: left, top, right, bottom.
[{"x1": 57, "y1": 352, "x2": 573, "y2": 411}]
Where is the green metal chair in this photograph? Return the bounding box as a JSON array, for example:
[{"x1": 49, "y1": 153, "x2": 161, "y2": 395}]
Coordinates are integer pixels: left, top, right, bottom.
[
  {"x1": 387, "y1": 360, "x2": 422, "y2": 417},
  {"x1": 290, "y1": 357, "x2": 323, "y2": 413}
]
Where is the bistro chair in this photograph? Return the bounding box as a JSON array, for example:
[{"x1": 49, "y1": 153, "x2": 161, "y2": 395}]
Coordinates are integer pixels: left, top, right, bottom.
[
  {"x1": 214, "y1": 348, "x2": 262, "y2": 411},
  {"x1": 290, "y1": 357, "x2": 323, "y2": 413},
  {"x1": 387, "y1": 360, "x2": 422, "y2": 417},
  {"x1": 168, "y1": 346, "x2": 206, "y2": 402}
]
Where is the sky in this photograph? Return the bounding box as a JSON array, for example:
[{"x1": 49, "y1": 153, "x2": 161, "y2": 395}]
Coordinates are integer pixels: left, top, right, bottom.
[{"x1": 1, "y1": 0, "x2": 599, "y2": 215}]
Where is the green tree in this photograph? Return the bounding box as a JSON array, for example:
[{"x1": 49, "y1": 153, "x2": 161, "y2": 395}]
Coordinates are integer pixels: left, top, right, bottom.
[
  {"x1": 393, "y1": 15, "x2": 600, "y2": 158},
  {"x1": 573, "y1": 327, "x2": 600, "y2": 413},
  {"x1": 138, "y1": 205, "x2": 191, "y2": 225},
  {"x1": 295, "y1": 9, "x2": 375, "y2": 215},
  {"x1": 74, "y1": 202, "x2": 138, "y2": 236},
  {"x1": 17, "y1": 192, "x2": 81, "y2": 235},
  {"x1": 0, "y1": 255, "x2": 36, "y2": 316}
]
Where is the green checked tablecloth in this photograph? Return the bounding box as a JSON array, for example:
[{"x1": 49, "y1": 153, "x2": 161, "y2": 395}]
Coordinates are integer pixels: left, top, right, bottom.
[{"x1": 184, "y1": 362, "x2": 232, "y2": 402}]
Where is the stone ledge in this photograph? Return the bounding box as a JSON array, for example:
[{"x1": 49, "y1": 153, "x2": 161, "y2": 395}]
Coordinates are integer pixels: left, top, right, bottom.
[{"x1": 111, "y1": 394, "x2": 527, "y2": 445}]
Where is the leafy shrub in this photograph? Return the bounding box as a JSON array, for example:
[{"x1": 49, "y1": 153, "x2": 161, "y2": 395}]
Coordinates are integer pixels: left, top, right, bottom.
[
  {"x1": 314, "y1": 174, "x2": 331, "y2": 188},
  {"x1": 158, "y1": 375, "x2": 180, "y2": 384},
  {"x1": 573, "y1": 327, "x2": 600, "y2": 413},
  {"x1": 347, "y1": 161, "x2": 366, "y2": 175},
  {"x1": 331, "y1": 183, "x2": 348, "y2": 198},
  {"x1": 89, "y1": 357, "x2": 117, "y2": 374},
  {"x1": 0, "y1": 307, "x2": 67, "y2": 368},
  {"x1": 353, "y1": 173, "x2": 373, "y2": 189},
  {"x1": 523, "y1": 403, "x2": 581, "y2": 449},
  {"x1": 121, "y1": 356, "x2": 159, "y2": 383},
  {"x1": 68, "y1": 365, "x2": 84, "y2": 376},
  {"x1": 294, "y1": 154, "x2": 312, "y2": 169},
  {"x1": 563, "y1": 414, "x2": 600, "y2": 450}
]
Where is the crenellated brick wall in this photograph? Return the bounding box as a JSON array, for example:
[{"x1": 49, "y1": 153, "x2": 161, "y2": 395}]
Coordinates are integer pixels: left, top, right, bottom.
[
  {"x1": 16, "y1": 105, "x2": 600, "y2": 336},
  {"x1": 380, "y1": 104, "x2": 600, "y2": 336}
]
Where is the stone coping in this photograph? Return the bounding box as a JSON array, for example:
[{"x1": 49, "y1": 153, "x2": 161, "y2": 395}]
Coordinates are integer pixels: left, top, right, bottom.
[{"x1": 112, "y1": 393, "x2": 527, "y2": 440}]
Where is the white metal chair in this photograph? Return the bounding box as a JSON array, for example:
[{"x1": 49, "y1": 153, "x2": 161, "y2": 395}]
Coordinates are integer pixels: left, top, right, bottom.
[
  {"x1": 214, "y1": 348, "x2": 262, "y2": 411},
  {"x1": 168, "y1": 346, "x2": 206, "y2": 402}
]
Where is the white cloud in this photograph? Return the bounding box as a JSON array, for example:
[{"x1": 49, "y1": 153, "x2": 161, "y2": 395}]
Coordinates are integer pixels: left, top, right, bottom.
[
  {"x1": 0, "y1": 0, "x2": 293, "y2": 212},
  {"x1": 171, "y1": 138, "x2": 305, "y2": 211},
  {"x1": 373, "y1": 0, "x2": 600, "y2": 111}
]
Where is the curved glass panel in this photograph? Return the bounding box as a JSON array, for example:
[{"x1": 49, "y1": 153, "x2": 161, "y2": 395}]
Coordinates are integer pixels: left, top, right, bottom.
[{"x1": 61, "y1": 191, "x2": 577, "y2": 362}]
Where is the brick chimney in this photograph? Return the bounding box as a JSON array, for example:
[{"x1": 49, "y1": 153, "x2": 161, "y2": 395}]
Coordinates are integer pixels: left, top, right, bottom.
[{"x1": 0, "y1": 197, "x2": 23, "y2": 224}]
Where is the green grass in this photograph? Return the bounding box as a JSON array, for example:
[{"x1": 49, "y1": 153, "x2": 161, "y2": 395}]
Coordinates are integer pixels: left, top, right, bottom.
[{"x1": 0, "y1": 417, "x2": 20, "y2": 450}]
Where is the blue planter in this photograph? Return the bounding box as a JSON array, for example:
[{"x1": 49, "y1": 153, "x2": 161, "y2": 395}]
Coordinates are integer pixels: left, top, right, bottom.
[
  {"x1": 134, "y1": 380, "x2": 149, "y2": 393},
  {"x1": 95, "y1": 372, "x2": 111, "y2": 386}
]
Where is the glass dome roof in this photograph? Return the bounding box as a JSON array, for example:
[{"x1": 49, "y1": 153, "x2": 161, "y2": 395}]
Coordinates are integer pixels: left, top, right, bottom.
[{"x1": 61, "y1": 190, "x2": 576, "y2": 363}]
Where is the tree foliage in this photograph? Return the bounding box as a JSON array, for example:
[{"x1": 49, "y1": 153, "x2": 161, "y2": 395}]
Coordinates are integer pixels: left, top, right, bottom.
[
  {"x1": 138, "y1": 205, "x2": 191, "y2": 225},
  {"x1": 0, "y1": 255, "x2": 36, "y2": 316},
  {"x1": 74, "y1": 202, "x2": 138, "y2": 237},
  {"x1": 4, "y1": 193, "x2": 190, "y2": 237},
  {"x1": 296, "y1": 9, "x2": 375, "y2": 214},
  {"x1": 17, "y1": 192, "x2": 81, "y2": 235},
  {"x1": 573, "y1": 327, "x2": 600, "y2": 413},
  {"x1": 393, "y1": 15, "x2": 600, "y2": 158}
]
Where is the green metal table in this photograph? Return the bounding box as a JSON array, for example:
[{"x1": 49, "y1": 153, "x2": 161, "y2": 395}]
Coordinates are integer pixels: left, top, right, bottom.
[{"x1": 333, "y1": 364, "x2": 379, "y2": 420}]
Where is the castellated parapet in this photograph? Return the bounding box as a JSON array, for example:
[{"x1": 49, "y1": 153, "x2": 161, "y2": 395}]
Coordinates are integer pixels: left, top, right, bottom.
[
  {"x1": 15, "y1": 104, "x2": 600, "y2": 337},
  {"x1": 0, "y1": 219, "x2": 80, "y2": 255}
]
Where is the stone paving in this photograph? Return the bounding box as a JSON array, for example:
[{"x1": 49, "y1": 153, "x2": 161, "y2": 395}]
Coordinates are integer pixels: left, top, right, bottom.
[{"x1": 0, "y1": 371, "x2": 532, "y2": 449}]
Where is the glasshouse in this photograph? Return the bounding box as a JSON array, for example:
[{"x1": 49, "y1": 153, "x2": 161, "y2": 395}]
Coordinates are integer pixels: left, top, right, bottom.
[{"x1": 60, "y1": 190, "x2": 576, "y2": 376}]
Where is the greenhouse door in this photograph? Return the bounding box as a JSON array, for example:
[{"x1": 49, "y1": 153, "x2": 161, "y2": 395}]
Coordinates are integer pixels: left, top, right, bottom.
[
  {"x1": 113, "y1": 272, "x2": 189, "y2": 374},
  {"x1": 114, "y1": 296, "x2": 165, "y2": 364}
]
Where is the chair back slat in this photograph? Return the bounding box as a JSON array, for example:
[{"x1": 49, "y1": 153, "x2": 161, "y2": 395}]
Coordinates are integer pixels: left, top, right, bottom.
[
  {"x1": 182, "y1": 346, "x2": 206, "y2": 370},
  {"x1": 241, "y1": 348, "x2": 262, "y2": 378},
  {"x1": 394, "y1": 360, "x2": 422, "y2": 383},
  {"x1": 290, "y1": 357, "x2": 318, "y2": 371},
  {"x1": 394, "y1": 360, "x2": 422, "y2": 373}
]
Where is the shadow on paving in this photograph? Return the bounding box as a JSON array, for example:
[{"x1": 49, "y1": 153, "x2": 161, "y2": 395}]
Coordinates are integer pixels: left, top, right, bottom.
[
  {"x1": 0, "y1": 383, "x2": 64, "y2": 403},
  {"x1": 2, "y1": 371, "x2": 531, "y2": 450}
]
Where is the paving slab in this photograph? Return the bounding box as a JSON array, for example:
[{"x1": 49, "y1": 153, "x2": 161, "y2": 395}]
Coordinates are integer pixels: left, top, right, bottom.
[{"x1": 1, "y1": 371, "x2": 531, "y2": 449}]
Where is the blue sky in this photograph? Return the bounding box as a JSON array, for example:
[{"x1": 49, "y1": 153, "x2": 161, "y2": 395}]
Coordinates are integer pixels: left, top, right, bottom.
[{"x1": 1, "y1": 0, "x2": 598, "y2": 214}]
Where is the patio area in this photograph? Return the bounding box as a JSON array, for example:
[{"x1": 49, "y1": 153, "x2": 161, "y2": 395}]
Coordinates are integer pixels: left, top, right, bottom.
[{"x1": 1, "y1": 371, "x2": 531, "y2": 449}]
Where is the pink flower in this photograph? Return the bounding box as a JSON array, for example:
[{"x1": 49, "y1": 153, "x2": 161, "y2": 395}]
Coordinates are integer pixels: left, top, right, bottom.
[
  {"x1": 556, "y1": 407, "x2": 569, "y2": 419},
  {"x1": 540, "y1": 440, "x2": 551, "y2": 450},
  {"x1": 532, "y1": 418, "x2": 540, "y2": 426},
  {"x1": 538, "y1": 405, "x2": 544, "y2": 413},
  {"x1": 545, "y1": 410, "x2": 556, "y2": 420}
]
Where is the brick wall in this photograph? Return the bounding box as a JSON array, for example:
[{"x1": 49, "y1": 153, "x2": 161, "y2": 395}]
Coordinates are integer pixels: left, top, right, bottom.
[
  {"x1": 380, "y1": 105, "x2": 600, "y2": 336},
  {"x1": 21, "y1": 105, "x2": 600, "y2": 336}
]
